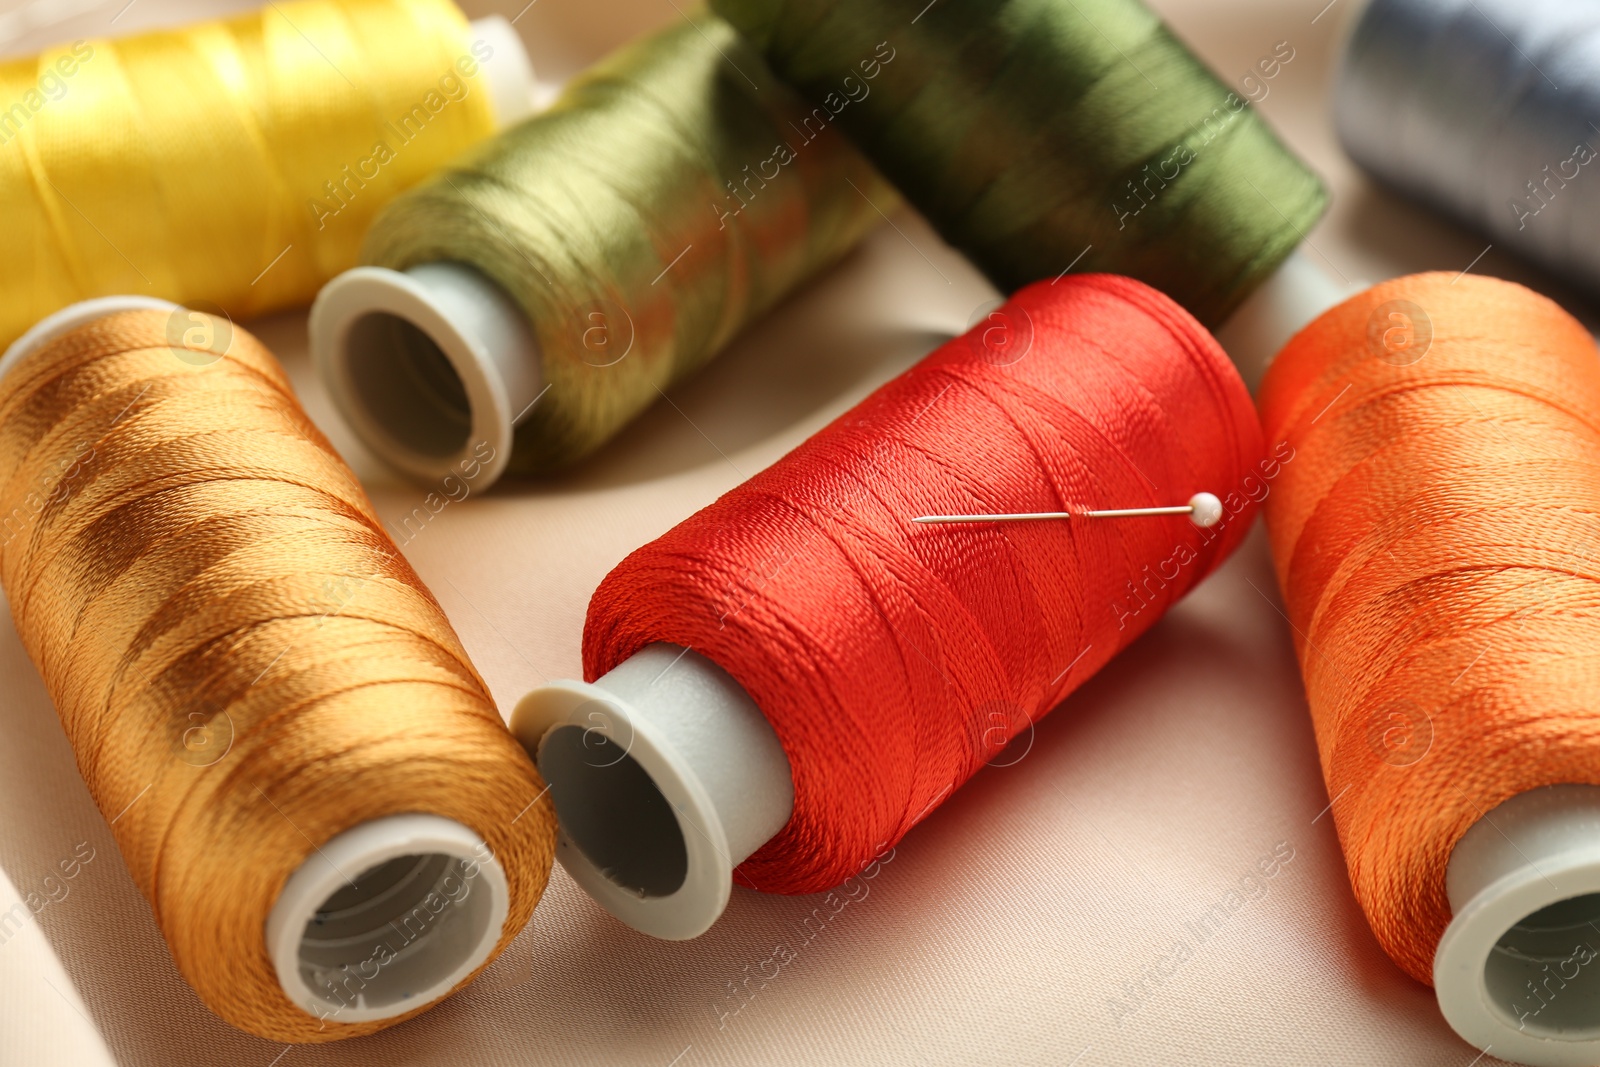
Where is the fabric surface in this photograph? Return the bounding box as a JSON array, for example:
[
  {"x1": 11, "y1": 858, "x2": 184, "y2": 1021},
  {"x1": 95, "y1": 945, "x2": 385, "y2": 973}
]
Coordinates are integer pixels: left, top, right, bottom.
[
  {"x1": 0, "y1": 864, "x2": 118, "y2": 1067},
  {"x1": 2, "y1": 0, "x2": 1591, "y2": 1064}
]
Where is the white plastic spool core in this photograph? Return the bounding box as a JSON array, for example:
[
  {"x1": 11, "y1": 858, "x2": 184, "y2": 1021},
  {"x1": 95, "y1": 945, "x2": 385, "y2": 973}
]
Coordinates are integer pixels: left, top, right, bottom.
[
  {"x1": 1215, "y1": 248, "x2": 1355, "y2": 388},
  {"x1": 468, "y1": 16, "x2": 539, "y2": 130},
  {"x1": 1435, "y1": 785, "x2": 1600, "y2": 1066},
  {"x1": 0, "y1": 295, "x2": 180, "y2": 377},
  {"x1": 307, "y1": 19, "x2": 544, "y2": 490},
  {"x1": 309, "y1": 262, "x2": 540, "y2": 487},
  {"x1": 511, "y1": 644, "x2": 795, "y2": 940},
  {"x1": 7, "y1": 298, "x2": 511, "y2": 1025},
  {"x1": 266, "y1": 814, "x2": 508, "y2": 1024}
]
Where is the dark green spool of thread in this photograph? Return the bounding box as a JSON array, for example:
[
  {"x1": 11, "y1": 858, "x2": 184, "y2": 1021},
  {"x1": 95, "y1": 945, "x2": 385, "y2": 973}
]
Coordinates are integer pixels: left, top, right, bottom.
[
  {"x1": 363, "y1": 11, "x2": 894, "y2": 473},
  {"x1": 709, "y1": 0, "x2": 1327, "y2": 326}
]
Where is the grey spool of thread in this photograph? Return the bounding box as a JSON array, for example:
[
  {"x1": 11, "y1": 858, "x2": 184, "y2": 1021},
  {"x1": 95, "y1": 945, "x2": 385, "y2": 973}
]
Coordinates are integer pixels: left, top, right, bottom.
[{"x1": 1336, "y1": 0, "x2": 1600, "y2": 291}]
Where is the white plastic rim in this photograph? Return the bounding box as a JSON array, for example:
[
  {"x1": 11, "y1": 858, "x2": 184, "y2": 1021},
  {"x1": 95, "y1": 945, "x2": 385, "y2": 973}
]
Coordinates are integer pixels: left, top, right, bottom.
[
  {"x1": 8, "y1": 300, "x2": 513, "y2": 1026},
  {"x1": 309, "y1": 262, "x2": 542, "y2": 487},
  {"x1": 511, "y1": 644, "x2": 795, "y2": 940},
  {"x1": 1435, "y1": 785, "x2": 1600, "y2": 1065},
  {"x1": 1216, "y1": 248, "x2": 1355, "y2": 388},
  {"x1": 468, "y1": 16, "x2": 538, "y2": 130},
  {"x1": 267, "y1": 813, "x2": 509, "y2": 1025},
  {"x1": 307, "y1": 16, "x2": 543, "y2": 491},
  {"x1": 0, "y1": 295, "x2": 180, "y2": 378}
]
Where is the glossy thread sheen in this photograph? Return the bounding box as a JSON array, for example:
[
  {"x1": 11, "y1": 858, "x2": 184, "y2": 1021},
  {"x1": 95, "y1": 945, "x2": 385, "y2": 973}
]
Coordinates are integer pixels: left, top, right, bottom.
[
  {"x1": 364, "y1": 11, "x2": 895, "y2": 474},
  {"x1": 1259, "y1": 272, "x2": 1600, "y2": 982},
  {"x1": 585, "y1": 275, "x2": 1265, "y2": 894},
  {"x1": 709, "y1": 0, "x2": 1327, "y2": 326},
  {"x1": 1337, "y1": 0, "x2": 1600, "y2": 294},
  {"x1": 0, "y1": 311, "x2": 555, "y2": 1042},
  {"x1": 0, "y1": 0, "x2": 495, "y2": 348}
]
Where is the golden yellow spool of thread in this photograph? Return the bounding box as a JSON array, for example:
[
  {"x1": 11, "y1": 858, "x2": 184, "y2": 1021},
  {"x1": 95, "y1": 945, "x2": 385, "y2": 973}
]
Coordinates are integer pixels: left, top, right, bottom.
[
  {"x1": 0, "y1": 299, "x2": 556, "y2": 1042},
  {"x1": 0, "y1": 0, "x2": 521, "y2": 350}
]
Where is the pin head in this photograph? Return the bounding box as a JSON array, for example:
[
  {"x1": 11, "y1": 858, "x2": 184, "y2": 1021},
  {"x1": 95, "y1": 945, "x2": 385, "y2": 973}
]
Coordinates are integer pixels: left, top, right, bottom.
[{"x1": 1187, "y1": 492, "x2": 1223, "y2": 528}]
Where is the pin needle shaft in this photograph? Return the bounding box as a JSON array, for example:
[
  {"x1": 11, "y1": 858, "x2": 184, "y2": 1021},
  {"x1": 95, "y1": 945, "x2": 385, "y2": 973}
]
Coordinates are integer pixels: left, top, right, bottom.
[{"x1": 913, "y1": 493, "x2": 1224, "y2": 529}]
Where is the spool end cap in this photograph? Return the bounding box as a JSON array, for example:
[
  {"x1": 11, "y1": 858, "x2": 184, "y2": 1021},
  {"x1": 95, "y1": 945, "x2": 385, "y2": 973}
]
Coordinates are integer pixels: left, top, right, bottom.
[
  {"x1": 267, "y1": 813, "x2": 509, "y2": 1025},
  {"x1": 1436, "y1": 784, "x2": 1600, "y2": 1066},
  {"x1": 512, "y1": 678, "x2": 736, "y2": 941},
  {"x1": 1, "y1": 296, "x2": 181, "y2": 378},
  {"x1": 310, "y1": 263, "x2": 542, "y2": 488}
]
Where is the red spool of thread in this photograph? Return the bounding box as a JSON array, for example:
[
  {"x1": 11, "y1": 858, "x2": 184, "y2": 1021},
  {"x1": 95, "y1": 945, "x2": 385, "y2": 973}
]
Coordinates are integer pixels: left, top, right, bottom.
[{"x1": 515, "y1": 274, "x2": 1269, "y2": 937}]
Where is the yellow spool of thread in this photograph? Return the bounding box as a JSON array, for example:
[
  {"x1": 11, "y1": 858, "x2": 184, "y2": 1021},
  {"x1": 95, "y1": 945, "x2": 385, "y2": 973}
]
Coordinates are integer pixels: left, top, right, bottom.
[
  {"x1": 0, "y1": 0, "x2": 532, "y2": 349},
  {"x1": 0, "y1": 297, "x2": 556, "y2": 1042}
]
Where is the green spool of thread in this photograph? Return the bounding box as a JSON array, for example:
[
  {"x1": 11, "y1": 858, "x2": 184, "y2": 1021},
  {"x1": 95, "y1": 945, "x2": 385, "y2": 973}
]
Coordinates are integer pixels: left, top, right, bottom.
[
  {"x1": 708, "y1": 0, "x2": 1327, "y2": 326},
  {"x1": 318, "y1": 10, "x2": 894, "y2": 478}
]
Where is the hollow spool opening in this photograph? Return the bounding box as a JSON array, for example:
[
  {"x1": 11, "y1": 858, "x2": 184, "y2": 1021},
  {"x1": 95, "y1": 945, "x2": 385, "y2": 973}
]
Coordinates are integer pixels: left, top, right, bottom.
[
  {"x1": 539, "y1": 724, "x2": 689, "y2": 899},
  {"x1": 1482, "y1": 892, "x2": 1600, "y2": 1038},
  {"x1": 294, "y1": 850, "x2": 496, "y2": 1015},
  {"x1": 343, "y1": 311, "x2": 471, "y2": 460}
]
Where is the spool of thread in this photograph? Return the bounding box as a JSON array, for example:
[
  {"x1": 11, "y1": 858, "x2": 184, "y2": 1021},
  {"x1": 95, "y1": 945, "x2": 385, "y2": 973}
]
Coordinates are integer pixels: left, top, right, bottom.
[
  {"x1": 1336, "y1": 0, "x2": 1600, "y2": 294},
  {"x1": 1259, "y1": 271, "x2": 1600, "y2": 1067},
  {"x1": 310, "y1": 10, "x2": 895, "y2": 485},
  {"x1": 705, "y1": 0, "x2": 1327, "y2": 327},
  {"x1": 510, "y1": 273, "x2": 1268, "y2": 938},
  {"x1": 0, "y1": 0, "x2": 537, "y2": 350},
  {"x1": 0, "y1": 300, "x2": 556, "y2": 1041}
]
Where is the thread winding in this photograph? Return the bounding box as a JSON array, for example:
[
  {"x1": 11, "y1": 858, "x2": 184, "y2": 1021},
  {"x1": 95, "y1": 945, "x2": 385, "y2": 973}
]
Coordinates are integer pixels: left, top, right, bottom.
[
  {"x1": 0, "y1": 309, "x2": 555, "y2": 1041},
  {"x1": 362, "y1": 10, "x2": 895, "y2": 473},
  {"x1": 708, "y1": 0, "x2": 1327, "y2": 326},
  {"x1": 584, "y1": 274, "x2": 1265, "y2": 893},
  {"x1": 1337, "y1": 0, "x2": 1600, "y2": 293},
  {"x1": 1259, "y1": 272, "x2": 1600, "y2": 982},
  {"x1": 0, "y1": 0, "x2": 496, "y2": 348}
]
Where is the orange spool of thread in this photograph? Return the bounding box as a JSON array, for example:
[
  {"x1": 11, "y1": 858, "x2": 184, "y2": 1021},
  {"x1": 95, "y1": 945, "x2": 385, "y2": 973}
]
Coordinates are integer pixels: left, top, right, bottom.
[
  {"x1": 1259, "y1": 271, "x2": 1600, "y2": 1066},
  {"x1": 0, "y1": 298, "x2": 555, "y2": 1042}
]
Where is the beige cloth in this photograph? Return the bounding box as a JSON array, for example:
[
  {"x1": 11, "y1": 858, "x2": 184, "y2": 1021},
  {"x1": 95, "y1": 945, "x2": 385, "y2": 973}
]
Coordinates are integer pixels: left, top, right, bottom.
[
  {"x1": 4, "y1": 0, "x2": 1576, "y2": 1063},
  {"x1": 0, "y1": 865, "x2": 118, "y2": 1067}
]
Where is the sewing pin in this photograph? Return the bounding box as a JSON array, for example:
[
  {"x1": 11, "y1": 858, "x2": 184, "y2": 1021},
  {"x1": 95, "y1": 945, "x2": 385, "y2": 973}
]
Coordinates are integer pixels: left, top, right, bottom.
[{"x1": 912, "y1": 491, "x2": 1224, "y2": 529}]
